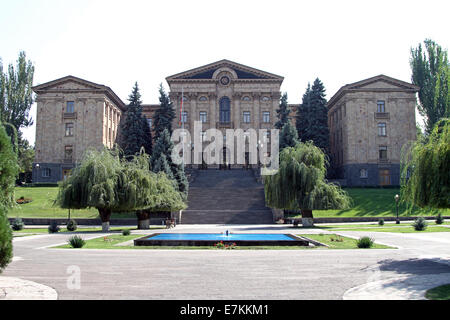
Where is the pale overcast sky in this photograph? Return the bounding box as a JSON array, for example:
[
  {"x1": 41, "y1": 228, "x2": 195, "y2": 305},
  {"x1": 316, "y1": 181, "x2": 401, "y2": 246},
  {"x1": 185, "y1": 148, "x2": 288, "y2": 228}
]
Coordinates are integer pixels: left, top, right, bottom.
[{"x1": 1, "y1": 0, "x2": 448, "y2": 145}]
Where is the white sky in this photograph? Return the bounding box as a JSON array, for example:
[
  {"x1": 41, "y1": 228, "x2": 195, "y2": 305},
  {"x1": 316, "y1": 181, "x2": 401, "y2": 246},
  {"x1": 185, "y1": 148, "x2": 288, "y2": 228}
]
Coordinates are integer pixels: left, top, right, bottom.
[{"x1": 1, "y1": 0, "x2": 448, "y2": 145}]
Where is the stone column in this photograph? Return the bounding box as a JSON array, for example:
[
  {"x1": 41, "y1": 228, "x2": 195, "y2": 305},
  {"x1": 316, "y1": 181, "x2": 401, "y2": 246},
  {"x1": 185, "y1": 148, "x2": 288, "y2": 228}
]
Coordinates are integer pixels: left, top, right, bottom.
[
  {"x1": 233, "y1": 92, "x2": 241, "y2": 129},
  {"x1": 209, "y1": 93, "x2": 217, "y2": 129},
  {"x1": 252, "y1": 93, "x2": 261, "y2": 130},
  {"x1": 189, "y1": 92, "x2": 197, "y2": 131}
]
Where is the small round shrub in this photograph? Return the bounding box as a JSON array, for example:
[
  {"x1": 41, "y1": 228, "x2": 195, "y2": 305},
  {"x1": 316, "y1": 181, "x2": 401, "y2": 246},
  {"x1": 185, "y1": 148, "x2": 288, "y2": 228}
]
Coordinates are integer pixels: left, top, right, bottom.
[
  {"x1": 48, "y1": 221, "x2": 60, "y2": 234},
  {"x1": 378, "y1": 219, "x2": 384, "y2": 226},
  {"x1": 68, "y1": 235, "x2": 85, "y2": 248},
  {"x1": 11, "y1": 218, "x2": 24, "y2": 231},
  {"x1": 122, "y1": 229, "x2": 131, "y2": 236},
  {"x1": 357, "y1": 236, "x2": 374, "y2": 248},
  {"x1": 435, "y1": 213, "x2": 444, "y2": 225},
  {"x1": 413, "y1": 217, "x2": 428, "y2": 231},
  {"x1": 66, "y1": 219, "x2": 77, "y2": 232}
]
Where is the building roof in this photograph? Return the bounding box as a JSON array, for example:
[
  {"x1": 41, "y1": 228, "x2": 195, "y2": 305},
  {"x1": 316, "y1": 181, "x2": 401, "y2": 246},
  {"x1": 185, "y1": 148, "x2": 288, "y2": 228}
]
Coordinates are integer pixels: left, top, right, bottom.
[
  {"x1": 32, "y1": 75, "x2": 126, "y2": 110},
  {"x1": 327, "y1": 74, "x2": 420, "y2": 108}
]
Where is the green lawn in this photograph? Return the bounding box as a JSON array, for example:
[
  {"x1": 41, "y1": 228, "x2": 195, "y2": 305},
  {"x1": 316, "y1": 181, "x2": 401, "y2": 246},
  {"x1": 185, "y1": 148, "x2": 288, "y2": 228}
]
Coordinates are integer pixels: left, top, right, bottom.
[
  {"x1": 12, "y1": 226, "x2": 163, "y2": 237},
  {"x1": 328, "y1": 226, "x2": 450, "y2": 233},
  {"x1": 288, "y1": 188, "x2": 449, "y2": 218},
  {"x1": 54, "y1": 233, "x2": 393, "y2": 250},
  {"x1": 425, "y1": 284, "x2": 450, "y2": 300},
  {"x1": 10, "y1": 186, "x2": 450, "y2": 219}
]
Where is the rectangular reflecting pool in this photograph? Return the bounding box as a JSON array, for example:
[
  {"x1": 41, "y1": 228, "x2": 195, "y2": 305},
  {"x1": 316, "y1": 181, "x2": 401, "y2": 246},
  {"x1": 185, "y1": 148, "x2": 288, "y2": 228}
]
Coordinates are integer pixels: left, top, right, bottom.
[{"x1": 134, "y1": 233, "x2": 311, "y2": 247}]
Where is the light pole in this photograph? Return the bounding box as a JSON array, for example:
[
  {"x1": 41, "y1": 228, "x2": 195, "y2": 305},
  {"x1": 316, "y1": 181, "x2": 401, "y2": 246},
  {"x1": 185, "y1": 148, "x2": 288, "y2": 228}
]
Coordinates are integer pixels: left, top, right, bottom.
[{"x1": 395, "y1": 194, "x2": 400, "y2": 224}]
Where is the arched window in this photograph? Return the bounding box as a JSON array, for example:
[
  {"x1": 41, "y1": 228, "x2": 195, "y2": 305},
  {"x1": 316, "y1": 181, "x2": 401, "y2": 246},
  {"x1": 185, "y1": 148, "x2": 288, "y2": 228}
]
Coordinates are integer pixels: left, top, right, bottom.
[{"x1": 219, "y1": 97, "x2": 231, "y2": 123}]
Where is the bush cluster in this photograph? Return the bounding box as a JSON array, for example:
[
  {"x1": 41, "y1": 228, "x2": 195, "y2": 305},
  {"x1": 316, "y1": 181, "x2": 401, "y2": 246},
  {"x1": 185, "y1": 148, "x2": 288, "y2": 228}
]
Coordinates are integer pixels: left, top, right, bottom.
[
  {"x1": 11, "y1": 218, "x2": 24, "y2": 231},
  {"x1": 357, "y1": 236, "x2": 374, "y2": 248},
  {"x1": 66, "y1": 219, "x2": 77, "y2": 232},
  {"x1": 68, "y1": 235, "x2": 85, "y2": 248},
  {"x1": 122, "y1": 229, "x2": 131, "y2": 236},
  {"x1": 435, "y1": 213, "x2": 444, "y2": 225},
  {"x1": 48, "y1": 221, "x2": 60, "y2": 233},
  {"x1": 413, "y1": 217, "x2": 428, "y2": 231},
  {"x1": 378, "y1": 219, "x2": 384, "y2": 226}
]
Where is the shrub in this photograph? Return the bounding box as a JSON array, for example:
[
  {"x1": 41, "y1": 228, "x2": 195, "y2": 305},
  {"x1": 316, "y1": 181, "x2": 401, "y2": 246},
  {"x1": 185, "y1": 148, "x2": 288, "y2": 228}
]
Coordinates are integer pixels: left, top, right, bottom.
[
  {"x1": 66, "y1": 219, "x2": 77, "y2": 232},
  {"x1": 413, "y1": 217, "x2": 428, "y2": 231},
  {"x1": 0, "y1": 208, "x2": 13, "y2": 273},
  {"x1": 122, "y1": 229, "x2": 131, "y2": 236},
  {"x1": 357, "y1": 236, "x2": 374, "y2": 248},
  {"x1": 11, "y1": 218, "x2": 24, "y2": 231},
  {"x1": 48, "y1": 221, "x2": 60, "y2": 233},
  {"x1": 378, "y1": 219, "x2": 384, "y2": 226},
  {"x1": 436, "y1": 213, "x2": 444, "y2": 225},
  {"x1": 68, "y1": 235, "x2": 85, "y2": 248}
]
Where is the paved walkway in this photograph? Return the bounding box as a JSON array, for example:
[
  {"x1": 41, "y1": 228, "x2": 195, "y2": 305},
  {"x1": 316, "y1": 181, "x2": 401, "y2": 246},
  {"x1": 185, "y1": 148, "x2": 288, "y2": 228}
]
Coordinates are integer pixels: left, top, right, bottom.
[
  {"x1": 3, "y1": 224, "x2": 450, "y2": 300},
  {"x1": 0, "y1": 276, "x2": 57, "y2": 300}
]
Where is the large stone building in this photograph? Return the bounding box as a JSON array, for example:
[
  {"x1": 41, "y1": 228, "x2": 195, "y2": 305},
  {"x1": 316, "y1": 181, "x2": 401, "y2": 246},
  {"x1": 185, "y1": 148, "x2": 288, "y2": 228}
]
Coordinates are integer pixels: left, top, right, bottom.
[
  {"x1": 31, "y1": 60, "x2": 418, "y2": 186},
  {"x1": 327, "y1": 75, "x2": 418, "y2": 186}
]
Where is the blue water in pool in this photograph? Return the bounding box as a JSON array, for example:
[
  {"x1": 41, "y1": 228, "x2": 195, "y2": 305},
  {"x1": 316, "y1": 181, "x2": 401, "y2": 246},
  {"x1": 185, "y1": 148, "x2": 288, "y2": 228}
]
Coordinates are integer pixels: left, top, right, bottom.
[{"x1": 148, "y1": 233, "x2": 295, "y2": 241}]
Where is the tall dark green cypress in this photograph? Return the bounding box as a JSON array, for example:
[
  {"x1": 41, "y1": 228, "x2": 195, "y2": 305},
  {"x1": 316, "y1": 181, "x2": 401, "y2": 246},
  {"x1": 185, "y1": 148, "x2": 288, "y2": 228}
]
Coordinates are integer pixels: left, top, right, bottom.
[
  {"x1": 275, "y1": 93, "x2": 290, "y2": 130},
  {"x1": 141, "y1": 115, "x2": 153, "y2": 156},
  {"x1": 119, "y1": 82, "x2": 151, "y2": 158},
  {"x1": 153, "y1": 84, "x2": 176, "y2": 141},
  {"x1": 279, "y1": 121, "x2": 299, "y2": 150}
]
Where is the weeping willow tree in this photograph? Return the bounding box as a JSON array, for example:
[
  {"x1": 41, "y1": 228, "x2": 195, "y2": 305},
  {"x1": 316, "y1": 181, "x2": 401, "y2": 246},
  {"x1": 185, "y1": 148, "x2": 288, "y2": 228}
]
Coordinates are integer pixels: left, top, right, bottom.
[
  {"x1": 264, "y1": 142, "x2": 350, "y2": 226},
  {"x1": 401, "y1": 118, "x2": 450, "y2": 209},
  {"x1": 116, "y1": 152, "x2": 186, "y2": 229},
  {"x1": 56, "y1": 148, "x2": 122, "y2": 231},
  {"x1": 56, "y1": 148, "x2": 186, "y2": 231}
]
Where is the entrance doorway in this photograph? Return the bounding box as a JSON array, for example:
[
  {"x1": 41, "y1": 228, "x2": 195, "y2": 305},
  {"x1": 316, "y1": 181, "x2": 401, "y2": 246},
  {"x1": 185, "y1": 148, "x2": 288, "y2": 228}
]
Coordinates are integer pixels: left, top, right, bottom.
[{"x1": 379, "y1": 169, "x2": 391, "y2": 186}]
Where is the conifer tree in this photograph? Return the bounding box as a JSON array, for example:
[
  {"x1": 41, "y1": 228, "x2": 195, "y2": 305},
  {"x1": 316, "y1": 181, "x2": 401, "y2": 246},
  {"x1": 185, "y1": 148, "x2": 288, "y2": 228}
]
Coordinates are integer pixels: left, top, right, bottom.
[
  {"x1": 296, "y1": 84, "x2": 312, "y2": 142},
  {"x1": 153, "y1": 84, "x2": 176, "y2": 140},
  {"x1": 275, "y1": 93, "x2": 290, "y2": 129},
  {"x1": 309, "y1": 78, "x2": 330, "y2": 153},
  {"x1": 119, "y1": 82, "x2": 150, "y2": 158},
  {"x1": 279, "y1": 121, "x2": 299, "y2": 150},
  {"x1": 141, "y1": 115, "x2": 153, "y2": 155}
]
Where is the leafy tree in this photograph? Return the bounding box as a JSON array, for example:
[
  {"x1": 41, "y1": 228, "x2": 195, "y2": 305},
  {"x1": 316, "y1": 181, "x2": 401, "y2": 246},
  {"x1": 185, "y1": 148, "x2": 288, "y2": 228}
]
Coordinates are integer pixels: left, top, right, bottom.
[
  {"x1": 17, "y1": 137, "x2": 34, "y2": 183},
  {"x1": 153, "y1": 84, "x2": 175, "y2": 140},
  {"x1": 410, "y1": 39, "x2": 449, "y2": 133},
  {"x1": 401, "y1": 118, "x2": 450, "y2": 209},
  {"x1": 264, "y1": 142, "x2": 350, "y2": 226},
  {"x1": 119, "y1": 82, "x2": 151, "y2": 158},
  {"x1": 275, "y1": 93, "x2": 290, "y2": 129},
  {"x1": 279, "y1": 121, "x2": 299, "y2": 150},
  {"x1": 56, "y1": 148, "x2": 123, "y2": 231},
  {"x1": 0, "y1": 120, "x2": 18, "y2": 273},
  {"x1": 0, "y1": 52, "x2": 35, "y2": 132}
]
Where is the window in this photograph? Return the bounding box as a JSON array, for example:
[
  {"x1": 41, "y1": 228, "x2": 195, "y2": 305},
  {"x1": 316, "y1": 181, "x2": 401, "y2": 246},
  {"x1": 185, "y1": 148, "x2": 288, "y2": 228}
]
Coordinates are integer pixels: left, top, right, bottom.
[
  {"x1": 146, "y1": 118, "x2": 152, "y2": 129},
  {"x1": 377, "y1": 100, "x2": 386, "y2": 113},
  {"x1": 262, "y1": 112, "x2": 270, "y2": 123},
  {"x1": 181, "y1": 111, "x2": 188, "y2": 123},
  {"x1": 263, "y1": 131, "x2": 270, "y2": 143},
  {"x1": 199, "y1": 96, "x2": 208, "y2": 102},
  {"x1": 378, "y1": 123, "x2": 387, "y2": 136},
  {"x1": 42, "y1": 168, "x2": 51, "y2": 178},
  {"x1": 243, "y1": 111, "x2": 251, "y2": 123},
  {"x1": 65, "y1": 123, "x2": 74, "y2": 136},
  {"x1": 360, "y1": 169, "x2": 368, "y2": 178},
  {"x1": 199, "y1": 112, "x2": 207, "y2": 123},
  {"x1": 66, "y1": 101, "x2": 75, "y2": 113},
  {"x1": 379, "y1": 146, "x2": 388, "y2": 160},
  {"x1": 262, "y1": 96, "x2": 271, "y2": 102},
  {"x1": 64, "y1": 146, "x2": 73, "y2": 160},
  {"x1": 201, "y1": 131, "x2": 206, "y2": 142},
  {"x1": 242, "y1": 96, "x2": 251, "y2": 102},
  {"x1": 219, "y1": 97, "x2": 231, "y2": 123}
]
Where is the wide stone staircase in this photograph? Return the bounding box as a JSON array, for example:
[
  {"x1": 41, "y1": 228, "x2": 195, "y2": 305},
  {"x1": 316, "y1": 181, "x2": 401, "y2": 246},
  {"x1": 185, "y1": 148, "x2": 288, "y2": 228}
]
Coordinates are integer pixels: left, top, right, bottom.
[{"x1": 182, "y1": 169, "x2": 273, "y2": 224}]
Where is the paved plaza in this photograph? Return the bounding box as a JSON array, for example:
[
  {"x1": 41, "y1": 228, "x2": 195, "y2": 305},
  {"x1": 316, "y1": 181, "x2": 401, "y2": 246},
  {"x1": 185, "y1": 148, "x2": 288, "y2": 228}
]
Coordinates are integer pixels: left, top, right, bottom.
[{"x1": 1, "y1": 224, "x2": 449, "y2": 300}]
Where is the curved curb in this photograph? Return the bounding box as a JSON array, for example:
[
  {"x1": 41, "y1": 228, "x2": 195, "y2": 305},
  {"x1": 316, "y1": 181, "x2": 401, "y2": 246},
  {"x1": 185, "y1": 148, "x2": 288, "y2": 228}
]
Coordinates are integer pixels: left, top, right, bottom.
[
  {"x1": 0, "y1": 276, "x2": 58, "y2": 300},
  {"x1": 343, "y1": 273, "x2": 450, "y2": 300}
]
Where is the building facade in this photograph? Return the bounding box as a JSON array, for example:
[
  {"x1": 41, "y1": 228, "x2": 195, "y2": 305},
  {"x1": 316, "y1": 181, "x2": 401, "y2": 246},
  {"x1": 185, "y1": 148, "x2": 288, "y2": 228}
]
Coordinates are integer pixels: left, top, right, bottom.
[
  {"x1": 32, "y1": 61, "x2": 418, "y2": 186},
  {"x1": 327, "y1": 75, "x2": 419, "y2": 186}
]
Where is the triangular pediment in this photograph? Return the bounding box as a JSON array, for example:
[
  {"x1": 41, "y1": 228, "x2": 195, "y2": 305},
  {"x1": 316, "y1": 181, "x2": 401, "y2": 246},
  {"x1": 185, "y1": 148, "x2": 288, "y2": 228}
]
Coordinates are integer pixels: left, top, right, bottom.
[
  {"x1": 166, "y1": 59, "x2": 284, "y2": 81},
  {"x1": 346, "y1": 75, "x2": 419, "y2": 91},
  {"x1": 32, "y1": 75, "x2": 105, "y2": 92}
]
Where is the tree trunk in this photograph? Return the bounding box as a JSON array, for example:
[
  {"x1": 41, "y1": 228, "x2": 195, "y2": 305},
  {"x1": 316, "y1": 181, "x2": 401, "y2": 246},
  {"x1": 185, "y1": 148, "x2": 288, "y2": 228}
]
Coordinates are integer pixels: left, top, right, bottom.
[
  {"x1": 98, "y1": 208, "x2": 112, "y2": 232},
  {"x1": 301, "y1": 209, "x2": 314, "y2": 227},
  {"x1": 136, "y1": 210, "x2": 150, "y2": 230}
]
